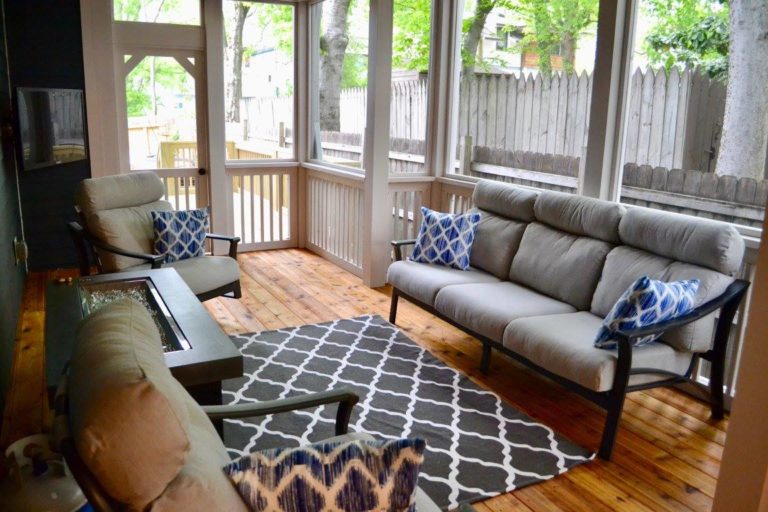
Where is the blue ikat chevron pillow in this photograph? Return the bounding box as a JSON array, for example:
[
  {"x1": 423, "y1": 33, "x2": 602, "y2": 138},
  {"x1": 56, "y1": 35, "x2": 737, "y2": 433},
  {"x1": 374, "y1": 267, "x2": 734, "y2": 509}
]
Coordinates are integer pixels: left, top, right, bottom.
[
  {"x1": 151, "y1": 208, "x2": 209, "y2": 263},
  {"x1": 595, "y1": 276, "x2": 700, "y2": 349},
  {"x1": 223, "y1": 438, "x2": 426, "y2": 512},
  {"x1": 409, "y1": 207, "x2": 481, "y2": 271}
]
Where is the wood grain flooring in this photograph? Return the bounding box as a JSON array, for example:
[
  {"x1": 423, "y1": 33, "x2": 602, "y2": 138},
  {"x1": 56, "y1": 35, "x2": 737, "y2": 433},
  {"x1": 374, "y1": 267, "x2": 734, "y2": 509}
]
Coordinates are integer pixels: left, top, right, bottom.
[{"x1": 2, "y1": 250, "x2": 728, "y2": 511}]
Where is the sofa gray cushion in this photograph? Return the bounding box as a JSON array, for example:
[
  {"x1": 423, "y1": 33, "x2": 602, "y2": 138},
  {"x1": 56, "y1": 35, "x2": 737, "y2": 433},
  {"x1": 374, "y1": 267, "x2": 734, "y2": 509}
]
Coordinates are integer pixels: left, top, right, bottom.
[
  {"x1": 132, "y1": 256, "x2": 240, "y2": 296},
  {"x1": 503, "y1": 312, "x2": 693, "y2": 392},
  {"x1": 434, "y1": 282, "x2": 576, "y2": 341},
  {"x1": 591, "y1": 246, "x2": 734, "y2": 352},
  {"x1": 386, "y1": 260, "x2": 499, "y2": 306},
  {"x1": 469, "y1": 211, "x2": 528, "y2": 279},
  {"x1": 534, "y1": 190, "x2": 624, "y2": 243},
  {"x1": 76, "y1": 171, "x2": 166, "y2": 218},
  {"x1": 619, "y1": 207, "x2": 744, "y2": 275},
  {"x1": 87, "y1": 200, "x2": 174, "y2": 271},
  {"x1": 472, "y1": 180, "x2": 538, "y2": 221},
  {"x1": 509, "y1": 223, "x2": 613, "y2": 310}
]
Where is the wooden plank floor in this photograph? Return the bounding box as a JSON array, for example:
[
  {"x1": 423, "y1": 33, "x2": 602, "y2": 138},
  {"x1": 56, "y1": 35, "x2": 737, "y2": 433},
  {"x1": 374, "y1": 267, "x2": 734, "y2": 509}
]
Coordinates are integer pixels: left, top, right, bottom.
[{"x1": 1, "y1": 249, "x2": 727, "y2": 511}]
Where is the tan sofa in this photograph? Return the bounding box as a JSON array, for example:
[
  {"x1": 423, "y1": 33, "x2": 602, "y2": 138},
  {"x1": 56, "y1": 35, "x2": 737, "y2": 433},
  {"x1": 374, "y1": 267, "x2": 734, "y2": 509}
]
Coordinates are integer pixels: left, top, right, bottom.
[
  {"x1": 56, "y1": 299, "x2": 440, "y2": 511},
  {"x1": 388, "y1": 180, "x2": 750, "y2": 459}
]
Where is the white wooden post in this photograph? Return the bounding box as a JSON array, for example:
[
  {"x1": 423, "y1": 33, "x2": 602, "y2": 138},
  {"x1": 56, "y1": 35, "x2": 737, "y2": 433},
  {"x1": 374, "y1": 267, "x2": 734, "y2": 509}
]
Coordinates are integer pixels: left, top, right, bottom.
[
  {"x1": 581, "y1": 0, "x2": 635, "y2": 200},
  {"x1": 362, "y1": 0, "x2": 394, "y2": 287},
  {"x1": 204, "y1": 0, "x2": 234, "y2": 253}
]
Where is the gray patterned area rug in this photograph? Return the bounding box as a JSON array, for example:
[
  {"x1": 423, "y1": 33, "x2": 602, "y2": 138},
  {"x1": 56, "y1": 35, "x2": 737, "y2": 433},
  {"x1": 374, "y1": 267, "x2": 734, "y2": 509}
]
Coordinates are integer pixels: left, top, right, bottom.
[{"x1": 223, "y1": 315, "x2": 593, "y2": 510}]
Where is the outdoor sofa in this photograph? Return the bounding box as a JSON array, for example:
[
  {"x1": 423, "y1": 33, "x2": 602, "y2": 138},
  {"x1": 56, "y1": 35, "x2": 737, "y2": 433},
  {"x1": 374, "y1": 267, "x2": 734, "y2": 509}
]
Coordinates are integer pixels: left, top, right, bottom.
[{"x1": 387, "y1": 180, "x2": 750, "y2": 459}]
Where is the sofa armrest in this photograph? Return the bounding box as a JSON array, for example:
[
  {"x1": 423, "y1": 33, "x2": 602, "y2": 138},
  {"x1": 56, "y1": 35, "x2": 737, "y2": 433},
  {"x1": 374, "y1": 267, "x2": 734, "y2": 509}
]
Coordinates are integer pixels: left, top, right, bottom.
[
  {"x1": 391, "y1": 239, "x2": 417, "y2": 262},
  {"x1": 201, "y1": 389, "x2": 359, "y2": 436},
  {"x1": 206, "y1": 233, "x2": 240, "y2": 260},
  {"x1": 615, "y1": 280, "x2": 750, "y2": 342},
  {"x1": 69, "y1": 221, "x2": 164, "y2": 269}
]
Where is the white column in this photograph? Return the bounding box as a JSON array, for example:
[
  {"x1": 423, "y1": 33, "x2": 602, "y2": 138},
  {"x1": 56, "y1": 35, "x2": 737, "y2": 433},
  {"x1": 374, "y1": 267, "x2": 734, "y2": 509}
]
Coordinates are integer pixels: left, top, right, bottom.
[
  {"x1": 362, "y1": 0, "x2": 393, "y2": 287},
  {"x1": 204, "y1": 0, "x2": 234, "y2": 252},
  {"x1": 581, "y1": 0, "x2": 634, "y2": 200}
]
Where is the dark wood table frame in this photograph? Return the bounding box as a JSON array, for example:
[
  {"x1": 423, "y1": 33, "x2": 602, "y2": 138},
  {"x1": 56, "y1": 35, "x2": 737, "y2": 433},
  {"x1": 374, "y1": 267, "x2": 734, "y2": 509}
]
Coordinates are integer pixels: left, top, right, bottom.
[{"x1": 46, "y1": 268, "x2": 244, "y2": 420}]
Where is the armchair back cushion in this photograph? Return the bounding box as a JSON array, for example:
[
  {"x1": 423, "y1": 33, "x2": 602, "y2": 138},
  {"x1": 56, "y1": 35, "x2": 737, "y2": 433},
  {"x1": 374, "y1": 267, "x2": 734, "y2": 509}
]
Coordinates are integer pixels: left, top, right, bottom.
[
  {"x1": 76, "y1": 171, "x2": 173, "y2": 271},
  {"x1": 68, "y1": 298, "x2": 247, "y2": 511}
]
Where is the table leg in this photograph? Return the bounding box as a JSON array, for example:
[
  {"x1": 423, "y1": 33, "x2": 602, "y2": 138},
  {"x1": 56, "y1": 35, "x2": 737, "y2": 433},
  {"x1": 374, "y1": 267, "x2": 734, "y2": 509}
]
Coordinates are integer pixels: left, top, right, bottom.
[{"x1": 186, "y1": 381, "x2": 224, "y2": 437}]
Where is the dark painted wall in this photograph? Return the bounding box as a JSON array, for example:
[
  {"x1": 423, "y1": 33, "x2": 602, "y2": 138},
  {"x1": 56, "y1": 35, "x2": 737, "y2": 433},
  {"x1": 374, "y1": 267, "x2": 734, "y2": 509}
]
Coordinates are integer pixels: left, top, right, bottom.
[
  {"x1": 0, "y1": 6, "x2": 26, "y2": 414},
  {"x1": 5, "y1": 0, "x2": 89, "y2": 270}
]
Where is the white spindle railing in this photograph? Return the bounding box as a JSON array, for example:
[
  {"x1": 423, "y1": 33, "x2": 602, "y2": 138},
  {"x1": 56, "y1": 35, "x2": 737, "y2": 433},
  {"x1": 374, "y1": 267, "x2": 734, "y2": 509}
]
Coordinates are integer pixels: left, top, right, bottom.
[
  {"x1": 306, "y1": 170, "x2": 365, "y2": 274},
  {"x1": 157, "y1": 169, "x2": 205, "y2": 211},
  {"x1": 230, "y1": 168, "x2": 296, "y2": 250}
]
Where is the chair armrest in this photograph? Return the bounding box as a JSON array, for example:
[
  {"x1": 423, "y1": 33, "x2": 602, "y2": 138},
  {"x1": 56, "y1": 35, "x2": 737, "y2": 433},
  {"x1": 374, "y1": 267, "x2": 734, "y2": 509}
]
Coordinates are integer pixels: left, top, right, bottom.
[
  {"x1": 69, "y1": 221, "x2": 164, "y2": 269},
  {"x1": 201, "y1": 389, "x2": 359, "y2": 436},
  {"x1": 615, "y1": 280, "x2": 751, "y2": 340},
  {"x1": 391, "y1": 239, "x2": 417, "y2": 262},
  {"x1": 206, "y1": 233, "x2": 240, "y2": 260}
]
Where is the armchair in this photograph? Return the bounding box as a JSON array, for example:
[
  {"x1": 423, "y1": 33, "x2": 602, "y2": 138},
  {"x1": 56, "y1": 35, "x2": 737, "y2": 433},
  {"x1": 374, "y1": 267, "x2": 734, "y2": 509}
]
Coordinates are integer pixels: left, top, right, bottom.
[
  {"x1": 69, "y1": 171, "x2": 241, "y2": 301},
  {"x1": 54, "y1": 299, "x2": 441, "y2": 512}
]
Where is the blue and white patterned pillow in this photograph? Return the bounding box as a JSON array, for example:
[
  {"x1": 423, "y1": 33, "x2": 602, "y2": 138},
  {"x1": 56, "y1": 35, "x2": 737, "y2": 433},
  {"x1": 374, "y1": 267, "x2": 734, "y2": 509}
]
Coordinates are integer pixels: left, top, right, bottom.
[
  {"x1": 595, "y1": 276, "x2": 700, "y2": 349},
  {"x1": 409, "y1": 207, "x2": 481, "y2": 270},
  {"x1": 223, "y1": 437, "x2": 426, "y2": 512},
  {"x1": 151, "y1": 208, "x2": 209, "y2": 263}
]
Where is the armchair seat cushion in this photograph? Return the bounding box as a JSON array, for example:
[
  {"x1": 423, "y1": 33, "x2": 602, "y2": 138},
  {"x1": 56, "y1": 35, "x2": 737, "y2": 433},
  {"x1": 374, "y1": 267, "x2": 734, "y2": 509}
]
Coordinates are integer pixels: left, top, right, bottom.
[
  {"x1": 131, "y1": 255, "x2": 240, "y2": 296},
  {"x1": 503, "y1": 312, "x2": 693, "y2": 392},
  {"x1": 386, "y1": 260, "x2": 499, "y2": 307},
  {"x1": 435, "y1": 282, "x2": 576, "y2": 342}
]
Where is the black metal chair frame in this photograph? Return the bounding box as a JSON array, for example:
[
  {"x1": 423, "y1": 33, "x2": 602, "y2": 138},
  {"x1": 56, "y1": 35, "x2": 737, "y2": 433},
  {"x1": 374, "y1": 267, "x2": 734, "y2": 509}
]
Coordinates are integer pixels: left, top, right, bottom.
[
  {"x1": 68, "y1": 219, "x2": 242, "y2": 302},
  {"x1": 388, "y1": 239, "x2": 750, "y2": 460},
  {"x1": 55, "y1": 380, "x2": 359, "y2": 512}
]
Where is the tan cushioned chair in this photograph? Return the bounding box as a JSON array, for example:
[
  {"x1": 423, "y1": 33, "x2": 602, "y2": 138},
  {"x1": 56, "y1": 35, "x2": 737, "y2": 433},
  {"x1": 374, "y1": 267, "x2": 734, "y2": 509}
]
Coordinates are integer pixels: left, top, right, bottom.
[
  {"x1": 57, "y1": 299, "x2": 440, "y2": 512},
  {"x1": 69, "y1": 171, "x2": 241, "y2": 302}
]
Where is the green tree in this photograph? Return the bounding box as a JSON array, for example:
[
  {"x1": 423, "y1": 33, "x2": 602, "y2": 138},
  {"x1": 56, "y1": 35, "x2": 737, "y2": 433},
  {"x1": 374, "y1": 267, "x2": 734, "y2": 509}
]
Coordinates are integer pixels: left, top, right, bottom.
[
  {"x1": 393, "y1": 0, "x2": 433, "y2": 71},
  {"x1": 643, "y1": 0, "x2": 729, "y2": 79},
  {"x1": 512, "y1": 0, "x2": 599, "y2": 74}
]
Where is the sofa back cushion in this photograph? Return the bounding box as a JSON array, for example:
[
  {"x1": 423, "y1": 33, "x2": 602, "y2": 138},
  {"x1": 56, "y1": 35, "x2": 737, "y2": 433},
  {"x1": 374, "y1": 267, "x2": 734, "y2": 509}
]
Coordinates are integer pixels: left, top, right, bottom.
[
  {"x1": 87, "y1": 200, "x2": 174, "y2": 271},
  {"x1": 510, "y1": 223, "x2": 613, "y2": 310},
  {"x1": 472, "y1": 180, "x2": 538, "y2": 221},
  {"x1": 534, "y1": 190, "x2": 624, "y2": 243},
  {"x1": 68, "y1": 299, "x2": 191, "y2": 509},
  {"x1": 619, "y1": 207, "x2": 744, "y2": 275},
  {"x1": 470, "y1": 212, "x2": 528, "y2": 279},
  {"x1": 593, "y1": 251, "x2": 738, "y2": 354},
  {"x1": 469, "y1": 181, "x2": 538, "y2": 278}
]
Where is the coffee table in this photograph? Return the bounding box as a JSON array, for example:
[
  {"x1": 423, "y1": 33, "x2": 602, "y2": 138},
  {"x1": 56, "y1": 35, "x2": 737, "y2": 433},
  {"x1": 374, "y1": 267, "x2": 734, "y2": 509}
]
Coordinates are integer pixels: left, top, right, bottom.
[{"x1": 45, "y1": 268, "x2": 244, "y2": 408}]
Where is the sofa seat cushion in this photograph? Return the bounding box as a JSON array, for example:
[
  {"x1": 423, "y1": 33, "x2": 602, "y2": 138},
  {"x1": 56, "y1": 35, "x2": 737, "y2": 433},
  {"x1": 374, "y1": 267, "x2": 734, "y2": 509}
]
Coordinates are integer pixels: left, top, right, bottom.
[
  {"x1": 509, "y1": 223, "x2": 614, "y2": 310},
  {"x1": 591, "y1": 246, "x2": 734, "y2": 352},
  {"x1": 434, "y1": 282, "x2": 576, "y2": 342},
  {"x1": 387, "y1": 260, "x2": 499, "y2": 306},
  {"x1": 131, "y1": 255, "x2": 240, "y2": 296},
  {"x1": 503, "y1": 312, "x2": 694, "y2": 392}
]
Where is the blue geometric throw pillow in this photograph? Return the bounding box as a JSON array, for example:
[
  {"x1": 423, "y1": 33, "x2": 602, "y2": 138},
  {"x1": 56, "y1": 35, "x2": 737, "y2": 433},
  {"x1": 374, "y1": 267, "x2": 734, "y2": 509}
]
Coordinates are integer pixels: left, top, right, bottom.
[
  {"x1": 223, "y1": 437, "x2": 426, "y2": 512},
  {"x1": 409, "y1": 207, "x2": 481, "y2": 270},
  {"x1": 151, "y1": 208, "x2": 209, "y2": 263},
  {"x1": 595, "y1": 276, "x2": 700, "y2": 349}
]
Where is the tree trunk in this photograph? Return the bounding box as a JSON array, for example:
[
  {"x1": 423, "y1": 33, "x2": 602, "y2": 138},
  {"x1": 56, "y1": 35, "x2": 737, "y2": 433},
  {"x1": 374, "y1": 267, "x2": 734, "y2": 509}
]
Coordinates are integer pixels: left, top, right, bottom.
[
  {"x1": 715, "y1": 0, "x2": 768, "y2": 180},
  {"x1": 225, "y1": 3, "x2": 251, "y2": 123},
  {"x1": 319, "y1": 0, "x2": 352, "y2": 131},
  {"x1": 461, "y1": 0, "x2": 496, "y2": 75},
  {"x1": 561, "y1": 33, "x2": 576, "y2": 74}
]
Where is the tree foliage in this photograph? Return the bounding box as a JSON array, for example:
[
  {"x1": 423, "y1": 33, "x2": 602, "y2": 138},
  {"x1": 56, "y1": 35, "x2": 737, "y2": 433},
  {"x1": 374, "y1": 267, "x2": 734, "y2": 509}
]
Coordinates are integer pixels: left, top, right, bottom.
[
  {"x1": 643, "y1": 0, "x2": 729, "y2": 79},
  {"x1": 392, "y1": 0, "x2": 433, "y2": 71}
]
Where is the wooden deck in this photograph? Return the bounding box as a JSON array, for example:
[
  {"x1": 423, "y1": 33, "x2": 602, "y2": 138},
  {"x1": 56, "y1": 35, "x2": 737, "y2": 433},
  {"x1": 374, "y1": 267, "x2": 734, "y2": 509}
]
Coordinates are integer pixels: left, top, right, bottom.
[{"x1": 1, "y1": 249, "x2": 727, "y2": 511}]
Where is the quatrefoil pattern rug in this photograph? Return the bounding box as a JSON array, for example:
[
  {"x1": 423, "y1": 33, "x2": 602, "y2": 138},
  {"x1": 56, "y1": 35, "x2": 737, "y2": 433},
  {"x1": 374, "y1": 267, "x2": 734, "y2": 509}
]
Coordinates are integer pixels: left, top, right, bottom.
[{"x1": 223, "y1": 315, "x2": 593, "y2": 510}]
